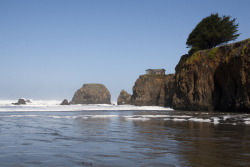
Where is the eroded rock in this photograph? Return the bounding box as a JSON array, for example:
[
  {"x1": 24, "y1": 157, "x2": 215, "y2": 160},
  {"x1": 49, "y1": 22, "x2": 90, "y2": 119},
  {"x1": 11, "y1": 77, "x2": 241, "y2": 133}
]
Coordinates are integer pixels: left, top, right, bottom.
[
  {"x1": 131, "y1": 74, "x2": 175, "y2": 106},
  {"x1": 70, "y1": 84, "x2": 111, "y2": 104},
  {"x1": 117, "y1": 90, "x2": 131, "y2": 105}
]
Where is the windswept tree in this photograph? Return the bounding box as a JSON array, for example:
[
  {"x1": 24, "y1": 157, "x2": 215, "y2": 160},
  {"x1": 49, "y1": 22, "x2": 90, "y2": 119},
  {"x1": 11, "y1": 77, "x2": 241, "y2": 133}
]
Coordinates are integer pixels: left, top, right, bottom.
[{"x1": 186, "y1": 13, "x2": 240, "y2": 55}]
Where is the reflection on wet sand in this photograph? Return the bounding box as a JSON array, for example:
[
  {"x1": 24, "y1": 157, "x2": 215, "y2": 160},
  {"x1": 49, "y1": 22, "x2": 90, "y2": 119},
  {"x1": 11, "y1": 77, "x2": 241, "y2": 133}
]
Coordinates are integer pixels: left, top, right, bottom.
[{"x1": 132, "y1": 119, "x2": 250, "y2": 167}]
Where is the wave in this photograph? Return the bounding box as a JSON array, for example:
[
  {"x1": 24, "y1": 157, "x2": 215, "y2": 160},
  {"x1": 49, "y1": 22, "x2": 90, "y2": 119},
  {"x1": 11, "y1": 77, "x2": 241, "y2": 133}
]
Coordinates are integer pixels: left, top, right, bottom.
[
  {"x1": 0, "y1": 100, "x2": 61, "y2": 106},
  {"x1": 0, "y1": 100, "x2": 172, "y2": 112},
  {"x1": 1, "y1": 113, "x2": 250, "y2": 125}
]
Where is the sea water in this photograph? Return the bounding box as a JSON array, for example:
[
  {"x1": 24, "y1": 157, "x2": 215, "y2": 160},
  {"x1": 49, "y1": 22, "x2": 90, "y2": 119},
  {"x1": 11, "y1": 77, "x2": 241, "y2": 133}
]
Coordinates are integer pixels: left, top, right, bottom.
[{"x1": 0, "y1": 100, "x2": 250, "y2": 167}]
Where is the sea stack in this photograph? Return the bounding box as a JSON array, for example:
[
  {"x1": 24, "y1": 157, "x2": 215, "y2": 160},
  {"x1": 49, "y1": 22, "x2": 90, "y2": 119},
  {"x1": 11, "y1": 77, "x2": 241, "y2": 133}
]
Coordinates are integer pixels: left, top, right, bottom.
[
  {"x1": 60, "y1": 99, "x2": 70, "y2": 105},
  {"x1": 117, "y1": 90, "x2": 132, "y2": 105},
  {"x1": 70, "y1": 83, "x2": 111, "y2": 104},
  {"x1": 131, "y1": 69, "x2": 175, "y2": 106},
  {"x1": 12, "y1": 98, "x2": 27, "y2": 105}
]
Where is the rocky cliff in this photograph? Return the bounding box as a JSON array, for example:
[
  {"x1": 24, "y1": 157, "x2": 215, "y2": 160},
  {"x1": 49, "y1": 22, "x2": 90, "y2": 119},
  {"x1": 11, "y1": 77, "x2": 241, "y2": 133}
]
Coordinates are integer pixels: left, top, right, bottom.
[
  {"x1": 117, "y1": 90, "x2": 132, "y2": 105},
  {"x1": 131, "y1": 74, "x2": 175, "y2": 106},
  {"x1": 172, "y1": 38, "x2": 250, "y2": 112},
  {"x1": 70, "y1": 84, "x2": 111, "y2": 104}
]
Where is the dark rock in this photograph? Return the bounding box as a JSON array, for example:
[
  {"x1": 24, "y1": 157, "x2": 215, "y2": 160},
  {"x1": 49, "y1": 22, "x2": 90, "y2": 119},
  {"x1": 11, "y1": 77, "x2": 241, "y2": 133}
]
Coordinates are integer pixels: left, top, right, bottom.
[
  {"x1": 165, "y1": 74, "x2": 175, "y2": 107},
  {"x1": 12, "y1": 98, "x2": 26, "y2": 105},
  {"x1": 18, "y1": 98, "x2": 26, "y2": 105},
  {"x1": 131, "y1": 74, "x2": 175, "y2": 106},
  {"x1": 60, "y1": 99, "x2": 70, "y2": 105},
  {"x1": 172, "y1": 38, "x2": 250, "y2": 112},
  {"x1": 117, "y1": 90, "x2": 132, "y2": 105},
  {"x1": 70, "y1": 84, "x2": 111, "y2": 104}
]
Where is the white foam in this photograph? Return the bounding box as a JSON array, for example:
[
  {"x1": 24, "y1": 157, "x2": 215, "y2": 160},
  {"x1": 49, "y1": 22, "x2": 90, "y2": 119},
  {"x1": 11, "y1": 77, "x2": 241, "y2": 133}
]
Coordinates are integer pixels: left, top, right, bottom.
[
  {"x1": 172, "y1": 118, "x2": 187, "y2": 121},
  {"x1": 0, "y1": 114, "x2": 119, "y2": 120},
  {"x1": 125, "y1": 117, "x2": 150, "y2": 121},
  {"x1": 0, "y1": 100, "x2": 61, "y2": 106},
  {"x1": 245, "y1": 121, "x2": 250, "y2": 124},
  {"x1": 0, "y1": 100, "x2": 172, "y2": 112},
  {"x1": 123, "y1": 115, "x2": 192, "y2": 119},
  {"x1": 0, "y1": 100, "x2": 16, "y2": 105},
  {"x1": 212, "y1": 117, "x2": 220, "y2": 124},
  {"x1": 188, "y1": 118, "x2": 211, "y2": 123},
  {"x1": 91, "y1": 115, "x2": 119, "y2": 118},
  {"x1": 141, "y1": 115, "x2": 168, "y2": 118},
  {"x1": 0, "y1": 115, "x2": 41, "y2": 118},
  {"x1": 47, "y1": 116, "x2": 77, "y2": 119},
  {"x1": 172, "y1": 115, "x2": 192, "y2": 118},
  {"x1": 123, "y1": 115, "x2": 193, "y2": 121},
  {"x1": 222, "y1": 115, "x2": 237, "y2": 120}
]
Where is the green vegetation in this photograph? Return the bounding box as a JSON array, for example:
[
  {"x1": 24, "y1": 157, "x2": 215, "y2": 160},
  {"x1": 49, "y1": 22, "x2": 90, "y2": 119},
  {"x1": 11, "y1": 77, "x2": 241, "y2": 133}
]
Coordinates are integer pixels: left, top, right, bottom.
[
  {"x1": 140, "y1": 74, "x2": 166, "y2": 79},
  {"x1": 138, "y1": 75, "x2": 166, "y2": 85},
  {"x1": 241, "y1": 38, "x2": 250, "y2": 55},
  {"x1": 207, "y1": 47, "x2": 219, "y2": 59},
  {"x1": 241, "y1": 45, "x2": 247, "y2": 55},
  {"x1": 185, "y1": 52, "x2": 202, "y2": 65},
  {"x1": 186, "y1": 13, "x2": 240, "y2": 55}
]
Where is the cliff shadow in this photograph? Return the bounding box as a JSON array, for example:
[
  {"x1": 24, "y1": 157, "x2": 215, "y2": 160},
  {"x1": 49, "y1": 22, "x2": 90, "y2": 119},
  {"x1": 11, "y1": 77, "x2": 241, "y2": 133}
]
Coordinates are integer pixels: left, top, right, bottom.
[{"x1": 212, "y1": 58, "x2": 243, "y2": 111}]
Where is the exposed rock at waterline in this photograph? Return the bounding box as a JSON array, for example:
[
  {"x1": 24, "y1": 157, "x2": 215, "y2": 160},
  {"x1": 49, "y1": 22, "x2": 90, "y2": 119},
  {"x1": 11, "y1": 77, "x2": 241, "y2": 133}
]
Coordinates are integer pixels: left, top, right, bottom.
[
  {"x1": 12, "y1": 98, "x2": 26, "y2": 105},
  {"x1": 60, "y1": 99, "x2": 70, "y2": 105},
  {"x1": 117, "y1": 90, "x2": 132, "y2": 105}
]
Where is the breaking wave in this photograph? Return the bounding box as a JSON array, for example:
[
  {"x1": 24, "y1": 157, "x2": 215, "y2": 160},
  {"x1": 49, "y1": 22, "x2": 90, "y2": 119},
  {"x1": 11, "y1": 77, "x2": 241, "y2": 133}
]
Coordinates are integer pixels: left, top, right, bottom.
[{"x1": 0, "y1": 100, "x2": 172, "y2": 112}]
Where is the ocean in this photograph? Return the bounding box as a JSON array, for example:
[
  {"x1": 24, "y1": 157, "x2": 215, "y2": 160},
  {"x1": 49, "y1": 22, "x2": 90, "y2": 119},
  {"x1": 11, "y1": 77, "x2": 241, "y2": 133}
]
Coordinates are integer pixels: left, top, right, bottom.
[{"x1": 0, "y1": 100, "x2": 250, "y2": 167}]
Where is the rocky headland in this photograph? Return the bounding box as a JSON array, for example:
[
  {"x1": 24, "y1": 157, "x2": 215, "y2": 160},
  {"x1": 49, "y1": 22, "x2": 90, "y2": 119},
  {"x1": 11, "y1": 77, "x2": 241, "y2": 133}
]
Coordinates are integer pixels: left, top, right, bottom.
[
  {"x1": 173, "y1": 38, "x2": 250, "y2": 112},
  {"x1": 70, "y1": 84, "x2": 111, "y2": 104},
  {"x1": 127, "y1": 38, "x2": 250, "y2": 112}
]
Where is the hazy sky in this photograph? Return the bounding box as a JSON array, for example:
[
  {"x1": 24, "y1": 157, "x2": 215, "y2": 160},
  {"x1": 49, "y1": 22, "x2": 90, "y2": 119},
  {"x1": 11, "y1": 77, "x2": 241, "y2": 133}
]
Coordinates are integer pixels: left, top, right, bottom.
[{"x1": 0, "y1": 0, "x2": 250, "y2": 101}]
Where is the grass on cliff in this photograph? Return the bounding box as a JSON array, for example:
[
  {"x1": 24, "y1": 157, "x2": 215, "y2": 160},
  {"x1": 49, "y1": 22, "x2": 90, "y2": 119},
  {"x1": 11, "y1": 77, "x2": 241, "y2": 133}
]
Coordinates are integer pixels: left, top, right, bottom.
[
  {"x1": 185, "y1": 51, "x2": 203, "y2": 65},
  {"x1": 137, "y1": 74, "x2": 167, "y2": 85},
  {"x1": 185, "y1": 43, "x2": 224, "y2": 65},
  {"x1": 140, "y1": 74, "x2": 167, "y2": 79},
  {"x1": 241, "y1": 38, "x2": 250, "y2": 55},
  {"x1": 185, "y1": 38, "x2": 250, "y2": 66},
  {"x1": 207, "y1": 47, "x2": 219, "y2": 59}
]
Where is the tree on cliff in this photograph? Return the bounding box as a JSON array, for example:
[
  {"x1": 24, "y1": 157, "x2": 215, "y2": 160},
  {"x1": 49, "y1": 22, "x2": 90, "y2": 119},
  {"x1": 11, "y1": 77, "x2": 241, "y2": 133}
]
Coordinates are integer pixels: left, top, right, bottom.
[{"x1": 186, "y1": 13, "x2": 240, "y2": 55}]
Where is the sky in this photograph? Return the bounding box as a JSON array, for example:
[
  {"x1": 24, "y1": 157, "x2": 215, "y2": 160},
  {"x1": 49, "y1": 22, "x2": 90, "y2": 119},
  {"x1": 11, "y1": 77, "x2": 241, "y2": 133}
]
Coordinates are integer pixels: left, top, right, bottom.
[{"x1": 0, "y1": 0, "x2": 250, "y2": 101}]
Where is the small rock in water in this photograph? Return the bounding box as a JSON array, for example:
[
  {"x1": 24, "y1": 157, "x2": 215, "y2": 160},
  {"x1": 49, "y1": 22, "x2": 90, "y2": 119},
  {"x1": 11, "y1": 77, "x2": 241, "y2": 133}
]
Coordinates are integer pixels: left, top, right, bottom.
[
  {"x1": 60, "y1": 99, "x2": 70, "y2": 105},
  {"x1": 117, "y1": 89, "x2": 131, "y2": 105},
  {"x1": 12, "y1": 98, "x2": 26, "y2": 105},
  {"x1": 26, "y1": 99, "x2": 32, "y2": 103}
]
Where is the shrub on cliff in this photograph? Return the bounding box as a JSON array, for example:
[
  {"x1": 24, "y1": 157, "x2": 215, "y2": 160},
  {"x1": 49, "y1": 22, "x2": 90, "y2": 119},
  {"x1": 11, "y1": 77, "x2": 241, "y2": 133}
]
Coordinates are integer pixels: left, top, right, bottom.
[{"x1": 186, "y1": 13, "x2": 240, "y2": 55}]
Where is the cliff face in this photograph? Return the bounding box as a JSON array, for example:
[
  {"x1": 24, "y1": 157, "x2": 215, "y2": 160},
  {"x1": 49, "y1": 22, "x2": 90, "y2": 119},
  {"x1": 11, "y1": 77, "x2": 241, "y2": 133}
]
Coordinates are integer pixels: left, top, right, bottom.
[
  {"x1": 173, "y1": 39, "x2": 250, "y2": 112},
  {"x1": 70, "y1": 84, "x2": 111, "y2": 104},
  {"x1": 131, "y1": 74, "x2": 174, "y2": 106}
]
